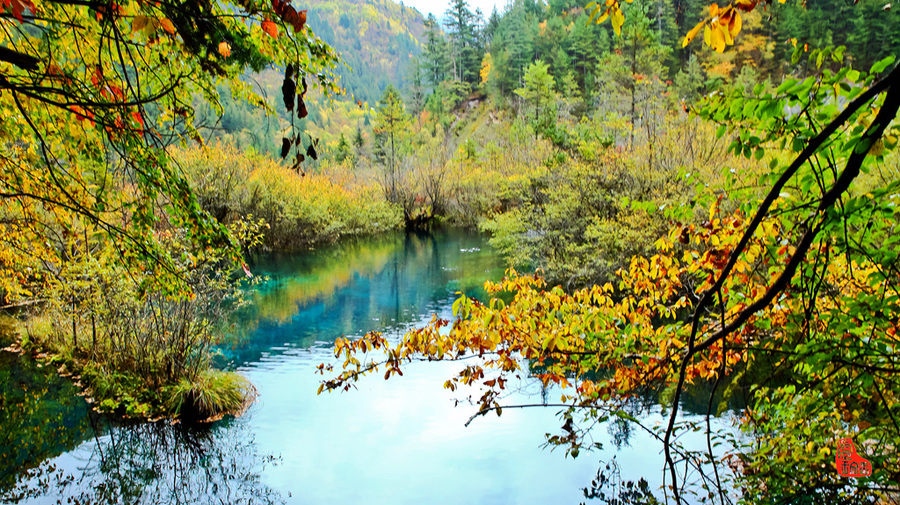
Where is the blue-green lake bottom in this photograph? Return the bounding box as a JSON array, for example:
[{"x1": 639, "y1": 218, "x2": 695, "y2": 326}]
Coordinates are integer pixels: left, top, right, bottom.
[{"x1": 0, "y1": 229, "x2": 737, "y2": 505}]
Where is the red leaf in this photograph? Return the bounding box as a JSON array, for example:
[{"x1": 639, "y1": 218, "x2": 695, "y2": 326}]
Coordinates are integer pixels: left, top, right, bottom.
[
  {"x1": 91, "y1": 67, "x2": 103, "y2": 88},
  {"x1": 70, "y1": 105, "x2": 95, "y2": 126},
  {"x1": 1, "y1": 0, "x2": 35, "y2": 21},
  {"x1": 130, "y1": 111, "x2": 144, "y2": 129},
  {"x1": 294, "y1": 9, "x2": 307, "y2": 31}
]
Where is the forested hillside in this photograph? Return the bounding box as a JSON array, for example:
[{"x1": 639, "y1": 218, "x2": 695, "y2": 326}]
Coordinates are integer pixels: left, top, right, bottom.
[
  {"x1": 306, "y1": 0, "x2": 427, "y2": 104},
  {"x1": 192, "y1": 0, "x2": 428, "y2": 158}
]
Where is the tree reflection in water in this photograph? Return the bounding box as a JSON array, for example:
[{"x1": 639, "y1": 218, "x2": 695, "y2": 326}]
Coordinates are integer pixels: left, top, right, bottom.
[
  {"x1": 3, "y1": 418, "x2": 283, "y2": 505},
  {"x1": 581, "y1": 458, "x2": 660, "y2": 505}
]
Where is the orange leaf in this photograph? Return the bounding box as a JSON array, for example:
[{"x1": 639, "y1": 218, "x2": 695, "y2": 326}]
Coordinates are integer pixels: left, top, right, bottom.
[
  {"x1": 261, "y1": 19, "x2": 278, "y2": 37},
  {"x1": 70, "y1": 105, "x2": 94, "y2": 125},
  {"x1": 159, "y1": 17, "x2": 175, "y2": 35},
  {"x1": 718, "y1": 9, "x2": 731, "y2": 25},
  {"x1": 218, "y1": 41, "x2": 231, "y2": 57},
  {"x1": 708, "y1": 3, "x2": 719, "y2": 17}
]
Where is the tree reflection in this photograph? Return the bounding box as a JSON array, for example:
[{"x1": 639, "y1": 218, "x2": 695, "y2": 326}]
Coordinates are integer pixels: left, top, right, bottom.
[
  {"x1": 581, "y1": 458, "x2": 660, "y2": 505},
  {"x1": 0, "y1": 349, "x2": 93, "y2": 492},
  {"x1": 3, "y1": 419, "x2": 283, "y2": 505}
]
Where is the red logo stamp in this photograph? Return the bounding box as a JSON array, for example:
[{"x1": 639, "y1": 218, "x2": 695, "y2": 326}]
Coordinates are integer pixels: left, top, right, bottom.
[{"x1": 836, "y1": 438, "x2": 872, "y2": 478}]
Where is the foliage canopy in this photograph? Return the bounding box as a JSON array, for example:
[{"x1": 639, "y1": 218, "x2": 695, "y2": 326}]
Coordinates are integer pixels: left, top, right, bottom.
[{"x1": 0, "y1": 0, "x2": 339, "y2": 301}]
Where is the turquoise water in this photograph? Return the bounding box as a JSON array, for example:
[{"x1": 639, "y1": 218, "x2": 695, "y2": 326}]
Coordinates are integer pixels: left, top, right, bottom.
[{"x1": 0, "y1": 229, "x2": 735, "y2": 504}]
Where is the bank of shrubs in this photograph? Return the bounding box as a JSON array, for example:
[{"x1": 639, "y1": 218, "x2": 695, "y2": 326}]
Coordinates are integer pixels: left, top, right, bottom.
[
  {"x1": 478, "y1": 112, "x2": 768, "y2": 287},
  {"x1": 173, "y1": 143, "x2": 402, "y2": 250},
  {"x1": 17, "y1": 223, "x2": 262, "y2": 420}
]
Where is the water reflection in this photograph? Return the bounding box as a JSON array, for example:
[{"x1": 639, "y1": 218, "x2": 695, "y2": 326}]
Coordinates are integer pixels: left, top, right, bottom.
[
  {"x1": 0, "y1": 348, "x2": 94, "y2": 493},
  {"x1": 222, "y1": 229, "x2": 504, "y2": 367},
  {"x1": 4, "y1": 419, "x2": 281, "y2": 505}
]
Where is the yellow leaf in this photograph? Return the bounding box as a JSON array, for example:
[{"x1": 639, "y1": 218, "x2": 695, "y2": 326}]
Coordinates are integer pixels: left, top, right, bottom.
[
  {"x1": 133, "y1": 15, "x2": 148, "y2": 32},
  {"x1": 721, "y1": 23, "x2": 733, "y2": 45},
  {"x1": 711, "y1": 25, "x2": 726, "y2": 52},
  {"x1": 597, "y1": 10, "x2": 609, "y2": 23},
  {"x1": 729, "y1": 10, "x2": 742, "y2": 37},
  {"x1": 683, "y1": 20, "x2": 704, "y2": 47},
  {"x1": 703, "y1": 23, "x2": 712, "y2": 46},
  {"x1": 611, "y1": 8, "x2": 625, "y2": 35}
]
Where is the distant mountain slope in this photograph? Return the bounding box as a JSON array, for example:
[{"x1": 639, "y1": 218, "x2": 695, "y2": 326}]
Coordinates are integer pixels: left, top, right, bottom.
[
  {"x1": 195, "y1": 0, "x2": 428, "y2": 156},
  {"x1": 306, "y1": 0, "x2": 427, "y2": 105}
]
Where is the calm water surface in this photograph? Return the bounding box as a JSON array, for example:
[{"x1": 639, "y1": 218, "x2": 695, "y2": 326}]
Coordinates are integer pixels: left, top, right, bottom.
[{"x1": 0, "y1": 229, "x2": 735, "y2": 504}]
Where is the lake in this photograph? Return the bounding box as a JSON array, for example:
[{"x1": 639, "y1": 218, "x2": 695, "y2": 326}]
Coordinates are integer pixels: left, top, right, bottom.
[{"x1": 0, "y1": 229, "x2": 736, "y2": 504}]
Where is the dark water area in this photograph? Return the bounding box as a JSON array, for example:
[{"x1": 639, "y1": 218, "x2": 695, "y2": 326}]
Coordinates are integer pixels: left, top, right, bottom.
[{"x1": 0, "y1": 229, "x2": 736, "y2": 505}]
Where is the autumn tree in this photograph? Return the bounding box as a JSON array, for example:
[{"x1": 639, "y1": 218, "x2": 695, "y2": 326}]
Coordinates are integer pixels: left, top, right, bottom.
[
  {"x1": 0, "y1": 0, "x2": 338, "y2": 299},
  {"x1": 0, "y1": 0, "x2": 339, "y2": 416}
]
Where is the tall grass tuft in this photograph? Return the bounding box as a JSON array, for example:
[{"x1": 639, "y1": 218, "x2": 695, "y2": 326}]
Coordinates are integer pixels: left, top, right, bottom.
[{"x1": 166, "y1": 370, "x2": 255, "y2": 421}]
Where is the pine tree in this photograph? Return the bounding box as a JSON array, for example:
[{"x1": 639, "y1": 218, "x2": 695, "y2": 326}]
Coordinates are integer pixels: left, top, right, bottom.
[
  {"x1": 374, "y1": 85, "x2": 410, "y2": 202},
  {"x1": 335, "y1": 133, "x2": 351, "y2": 162},
  {"x1": 515, "y1": 60, "x2": 557, "y2": 125},
  {"x1": 422, "y1": 14, "x2": 450, "y2": 86},
  {"x1": 443, "y1": 0, "x2": 484, "y2": 85}
]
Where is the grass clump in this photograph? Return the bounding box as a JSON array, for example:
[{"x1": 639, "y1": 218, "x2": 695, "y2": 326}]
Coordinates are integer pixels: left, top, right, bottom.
[{"x1": 166, "y1": 370, "x2": 255, "y2": 422}]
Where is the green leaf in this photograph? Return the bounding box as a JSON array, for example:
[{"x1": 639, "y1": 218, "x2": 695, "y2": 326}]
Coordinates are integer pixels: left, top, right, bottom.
[
  {"x1": 614, "y1": 410, "x2": 637, "y2": 422},
  {"x1": 871, "y1": 56, "x2": 896, "y2": 74},
  {"x1": 832, "y1": 46, "x2": 845, "y2": 63},
  {"x1": 791, "y1": 45, "x2": 803, "y2": 65},
  {"x1": 776, "y1": 79, "x2": 797, "y2": 95}
]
